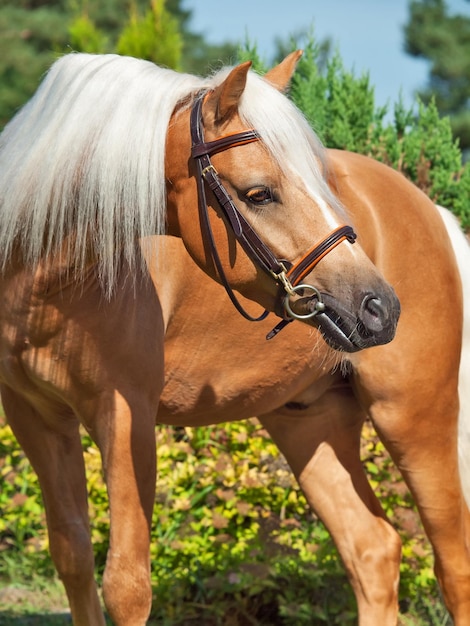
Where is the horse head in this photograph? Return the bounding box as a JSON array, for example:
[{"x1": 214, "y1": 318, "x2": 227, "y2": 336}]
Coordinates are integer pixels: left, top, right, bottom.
[{"x1": 165, "y1": 52, "x2": 400, "y2": 352}]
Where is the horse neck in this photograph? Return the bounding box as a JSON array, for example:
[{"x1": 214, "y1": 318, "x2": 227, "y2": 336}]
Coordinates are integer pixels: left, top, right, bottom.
[
  {"x1": 164, "y1": 103, "x2": 193, "y2": 239},
  {"x1": 140, "y1": 236, "x2": 193, "y2": 332}
]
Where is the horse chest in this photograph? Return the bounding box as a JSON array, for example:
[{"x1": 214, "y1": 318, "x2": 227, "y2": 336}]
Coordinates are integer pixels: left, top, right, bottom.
[{"x1": 159, "y1": 342, "x2": 341, "y2": 426}]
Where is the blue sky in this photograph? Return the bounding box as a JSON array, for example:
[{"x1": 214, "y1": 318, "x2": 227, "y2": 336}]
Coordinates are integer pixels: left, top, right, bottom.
[{"x1": 183, "y1": 0, "x2": 470, "y2": 113}]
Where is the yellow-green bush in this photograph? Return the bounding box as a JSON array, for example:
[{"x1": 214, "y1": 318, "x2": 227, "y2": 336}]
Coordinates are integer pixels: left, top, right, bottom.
[{"x1": 0, "y1": 416, "x2": 443, "y2": 624}]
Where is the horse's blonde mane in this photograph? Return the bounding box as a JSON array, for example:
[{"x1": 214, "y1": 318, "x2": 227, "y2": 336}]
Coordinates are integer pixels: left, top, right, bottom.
[{"x1": 0, "y1": 53, "x2": 341, "y2": 293}]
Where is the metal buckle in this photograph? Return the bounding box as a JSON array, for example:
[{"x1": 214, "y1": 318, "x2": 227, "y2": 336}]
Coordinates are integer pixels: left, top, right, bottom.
[
  {"x1": 271, "y1": 266, "x2": 296, "y2": 297},
  {"x1": 201, "y1": 164, "x2": 218, "y2": 179}
]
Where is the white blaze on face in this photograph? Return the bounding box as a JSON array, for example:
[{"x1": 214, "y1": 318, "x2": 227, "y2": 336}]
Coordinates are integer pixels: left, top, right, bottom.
[{"x1": 314, "y1": 194, "x2": 343, "y2": 231}]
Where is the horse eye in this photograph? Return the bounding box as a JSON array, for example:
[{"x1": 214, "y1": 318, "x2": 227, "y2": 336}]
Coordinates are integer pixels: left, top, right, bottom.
[{"x1": 245, "y1": 187, "x2": 273, "y2": 206}]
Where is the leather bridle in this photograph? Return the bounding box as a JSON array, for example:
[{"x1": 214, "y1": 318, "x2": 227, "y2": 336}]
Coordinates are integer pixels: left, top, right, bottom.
[{"x1": 190, "y1": 93, "x2": 357, "y2": 338}]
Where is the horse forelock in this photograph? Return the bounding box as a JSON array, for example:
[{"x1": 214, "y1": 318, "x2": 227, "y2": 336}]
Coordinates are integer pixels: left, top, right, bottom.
[
  {"x1": 0, "y1": 53, "x2": 206, "y2": 293},
  {"x1": 235, "y1": 70, "x2": 347, "y2": 225}
]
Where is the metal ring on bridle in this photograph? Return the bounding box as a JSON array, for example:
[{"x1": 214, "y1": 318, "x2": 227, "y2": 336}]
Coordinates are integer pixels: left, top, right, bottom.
[{"x1": 283, "y1": 284, "x2": 326, "y2": 320}]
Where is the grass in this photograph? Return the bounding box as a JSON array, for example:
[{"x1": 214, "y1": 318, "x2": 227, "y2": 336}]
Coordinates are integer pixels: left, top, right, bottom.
[
  {"x1": 0, "y1": 576, "x2": 71, "y2": 625},
  {"x1": 0, "y1": 577, "x2": 450, "y2": 626}
]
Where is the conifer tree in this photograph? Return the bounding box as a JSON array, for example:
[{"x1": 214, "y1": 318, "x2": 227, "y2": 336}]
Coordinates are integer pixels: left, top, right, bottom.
[
  {"x1": 117, "y1": 0, "x2": 182, "y2": 69},
  {"x1": 404, "y1": 0, "x2": 470, "y2": 152}
]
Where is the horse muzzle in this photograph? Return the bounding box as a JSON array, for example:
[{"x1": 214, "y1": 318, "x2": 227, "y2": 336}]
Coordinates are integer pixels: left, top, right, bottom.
[{"x1": 285, "y1": 288, "x2": 401, "y2": 353}]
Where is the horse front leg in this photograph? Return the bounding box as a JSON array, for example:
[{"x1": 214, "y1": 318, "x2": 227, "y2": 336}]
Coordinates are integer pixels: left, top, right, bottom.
[
  {"x1": 259, "y1": 384, "x2": 402, "y2": 626},
  {"x1": 367, "y1": 390, "x2": 470, "y2": 625},
  {"x1": 1, "y1": 385, "x2": 105, "y2": 626},
  {"x1": 92, "y1": 390, "x2": 158, "y2": 626}
]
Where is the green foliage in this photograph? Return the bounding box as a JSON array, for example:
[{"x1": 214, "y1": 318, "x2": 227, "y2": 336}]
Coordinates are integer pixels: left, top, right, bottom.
[
  {"x1": 0, "y1": 0, "x2": 237, "y2": 129},
  {"x1": 280, "y1": 35, "x2": 470, "y2": 229},
  {"x1": 0, "y1": 416, "x2": 446, "y2": 624},
  {"x1": 117, "y1": 0, "x2": 182, "y2": 69},
  {"x1": 67, "y1": 0, "x2": 183, "y2": 69},
  {"x1": 404, "y1": 0, "x2": 470, "y2": 152},
  {"x1": 68, "y1": 13, "x2": 108, "y2": 54},
  {"x1": 398, "y1": 99, "x2": 470, "y2": 223},
  {"x1": 237, "y1": 38, "x2": 269, "y2": 74},
  {"x1": 0, "y1": 4, "x2": 69, "y2": 126}
]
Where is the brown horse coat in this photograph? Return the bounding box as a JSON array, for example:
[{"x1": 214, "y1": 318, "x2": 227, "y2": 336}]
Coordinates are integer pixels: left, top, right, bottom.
[{"x1": 0, "y1": 53, "x2": 467, "y2": 626}]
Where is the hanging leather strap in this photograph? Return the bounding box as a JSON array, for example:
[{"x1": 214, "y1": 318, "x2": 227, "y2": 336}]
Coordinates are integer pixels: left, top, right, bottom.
[{"x1": 191, "y1": 96, "x2": 289, "y2": 279}]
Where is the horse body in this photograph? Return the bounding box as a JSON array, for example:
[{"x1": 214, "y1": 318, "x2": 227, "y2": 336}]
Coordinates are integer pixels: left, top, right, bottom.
[{"x1": 0, "y1": 51, "x2": 464, "y2": 626}]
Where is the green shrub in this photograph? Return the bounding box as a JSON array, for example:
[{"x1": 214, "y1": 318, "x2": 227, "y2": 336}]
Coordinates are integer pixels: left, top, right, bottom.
[
  {"x1": 116, "y1": 0, "x2": 182, "y2": 70},
  {"x1": 300, "y1": 38, "x2": 470, "y2": 228},
  {"x1": 240, "y1": 35, "x2": 470, "y2": 229},
  {"x1": 0, "y1": 417, "x2": 443, "y2": 624},
  {"x1": 68, "y1": 13, "x2": 109, "y2": 54}
]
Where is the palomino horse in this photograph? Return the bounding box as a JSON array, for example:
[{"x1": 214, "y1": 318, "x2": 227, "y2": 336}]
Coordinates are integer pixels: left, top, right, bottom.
[
  {"x1": 0, "y1": 52, "x2": 399, "y2": 625},
  {"x1": 154, "y1": 152, "x2": 470, "y2": 626}
]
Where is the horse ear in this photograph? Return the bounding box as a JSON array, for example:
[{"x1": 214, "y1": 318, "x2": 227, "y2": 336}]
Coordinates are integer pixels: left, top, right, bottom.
[
  {"x1": 264, "y1": 50, "x2": 303, "y2": 92},
  {"x1": 205, "y1": 61, "x2": 252, "y2": 126}
]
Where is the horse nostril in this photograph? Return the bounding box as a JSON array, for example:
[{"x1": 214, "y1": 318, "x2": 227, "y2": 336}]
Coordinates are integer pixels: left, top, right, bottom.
[
  {"x1": 365, "y1": 296, "x2": 383, "y2": 318},
  {"x1": 360, "y1": 295, "x2": 387, "y2": 333}
]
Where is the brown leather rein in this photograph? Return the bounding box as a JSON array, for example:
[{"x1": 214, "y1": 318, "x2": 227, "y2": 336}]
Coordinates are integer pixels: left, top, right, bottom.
[{"x1": 190, "y1": 94, "x2": 357, "y2": 339}]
